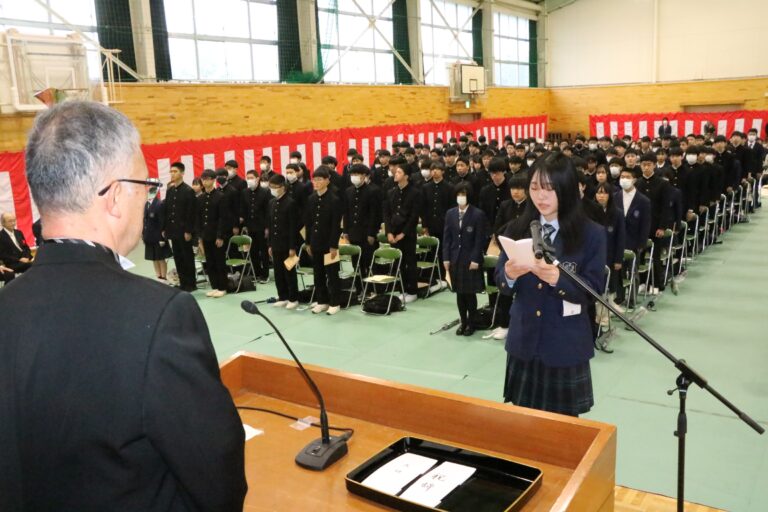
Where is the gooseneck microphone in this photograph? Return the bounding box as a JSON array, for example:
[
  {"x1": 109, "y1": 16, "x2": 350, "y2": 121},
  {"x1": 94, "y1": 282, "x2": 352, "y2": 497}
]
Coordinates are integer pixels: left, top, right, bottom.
[
  {"x1": 241, "y1": 300, "x2": 349, "y2": 471},
  {"x1": 529, "y1": 219, "x2": 545, "y2": 260}
]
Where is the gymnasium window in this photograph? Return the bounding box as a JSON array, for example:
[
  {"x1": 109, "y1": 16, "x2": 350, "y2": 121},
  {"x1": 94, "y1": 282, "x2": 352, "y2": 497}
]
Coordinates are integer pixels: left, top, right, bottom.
[
  {"x1": 420, "y1": 0, "x2": 475, "y2": 86},
  {"x1": 0, "y1": 0, "x2": 101, "y2": 79},
  {"x1": 492, "y1": 11, "x2": 532, "y2": 87},
  {"x1": 164, "y1": 0, "x2": 280, "y2": 82},
  {"x1": 317, "y1": 0, "x2": 395, "y2": 84}
]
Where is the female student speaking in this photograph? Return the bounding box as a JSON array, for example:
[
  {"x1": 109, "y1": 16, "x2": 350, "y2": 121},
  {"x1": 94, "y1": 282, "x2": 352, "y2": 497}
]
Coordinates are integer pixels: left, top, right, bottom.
[{"x1": 495, "y1": 153, "x2": 606, "y2": 416}]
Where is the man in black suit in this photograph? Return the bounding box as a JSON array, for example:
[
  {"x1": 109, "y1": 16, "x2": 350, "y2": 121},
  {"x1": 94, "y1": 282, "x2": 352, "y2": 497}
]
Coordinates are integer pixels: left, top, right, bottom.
[
  {"x1": 658, "y1": 117, "x2": 672, "y2": 137},
  {"x1": 0, "y1": 213, "x2": 33, "y2": 273},
  {"x1": 161, "y1": 161, "x2": 197, "y2": 291},
  {"x1": 0, "y1": 101, "x2": 246, "y2": 512}
]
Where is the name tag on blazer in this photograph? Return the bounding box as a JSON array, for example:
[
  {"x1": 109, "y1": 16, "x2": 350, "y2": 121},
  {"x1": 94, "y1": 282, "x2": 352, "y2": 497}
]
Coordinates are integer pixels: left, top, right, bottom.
[{"x1": 563, "y1": 300, "x2": 581, "y2": 317}]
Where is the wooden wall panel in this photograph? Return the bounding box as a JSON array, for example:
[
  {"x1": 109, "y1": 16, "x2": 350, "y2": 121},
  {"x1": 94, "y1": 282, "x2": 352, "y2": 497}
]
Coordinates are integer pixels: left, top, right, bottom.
[{"x1": 549, "y1": 77, "x2": 768, "y2": 136}]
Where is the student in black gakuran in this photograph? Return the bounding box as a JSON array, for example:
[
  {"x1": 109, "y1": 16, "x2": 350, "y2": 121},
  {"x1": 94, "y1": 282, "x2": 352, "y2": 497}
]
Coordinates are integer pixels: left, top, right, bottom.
[
  {"x1": 495, "y1": 153, "x2": 606, "y2": 417},
  {"x1": 268, "y1": 174, "x2": 300, "y2": 309}
]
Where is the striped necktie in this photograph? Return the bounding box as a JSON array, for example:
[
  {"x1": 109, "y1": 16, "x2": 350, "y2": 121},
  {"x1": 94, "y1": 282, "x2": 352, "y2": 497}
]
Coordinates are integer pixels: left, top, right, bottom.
[{"x1": 542, "y1": 223, "x2": 555, "y2": 246}]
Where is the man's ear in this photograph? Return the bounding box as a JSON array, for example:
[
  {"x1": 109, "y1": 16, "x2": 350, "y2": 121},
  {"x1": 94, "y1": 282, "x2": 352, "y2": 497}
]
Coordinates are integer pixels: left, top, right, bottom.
[{"x1": 103, "y1": 182, "x2": 124, "y2": 219}]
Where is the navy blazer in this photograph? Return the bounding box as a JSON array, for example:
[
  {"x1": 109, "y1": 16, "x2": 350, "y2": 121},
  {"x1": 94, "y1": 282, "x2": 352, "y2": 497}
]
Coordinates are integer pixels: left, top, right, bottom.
[
  {"x1": 614, "y1": 190, "x2": 651, "y2": 253},
  {"x1": 442, "y1": 205, "x2": 488, "y2": 266},
  {"x1": 495, "y1": 220, "x2": 606, "y2": 367}
]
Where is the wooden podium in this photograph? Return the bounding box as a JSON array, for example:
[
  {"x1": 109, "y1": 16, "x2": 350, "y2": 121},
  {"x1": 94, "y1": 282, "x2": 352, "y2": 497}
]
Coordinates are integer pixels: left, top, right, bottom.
[{"x1": 220, "y1": 352, "x2": 616, "y2": 511}]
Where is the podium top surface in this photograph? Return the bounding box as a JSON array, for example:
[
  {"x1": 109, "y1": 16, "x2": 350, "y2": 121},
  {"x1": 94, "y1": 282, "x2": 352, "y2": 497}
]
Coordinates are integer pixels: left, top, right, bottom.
[{"x1": 220, "y1": 352, "x2": 616, "y2": 512}]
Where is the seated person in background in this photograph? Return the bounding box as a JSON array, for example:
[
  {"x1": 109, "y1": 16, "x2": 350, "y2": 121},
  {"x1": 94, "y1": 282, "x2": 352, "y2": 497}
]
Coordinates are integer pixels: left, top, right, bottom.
[
  {"x1": 0, "y1": 263, "x2": 14, "y2": 284},
  {"x1": 0, "y1": 213, "x2": 33, "y2": 273},
  {"x1": 443, "y1": 183, "x2": 488, "y2": 337}
]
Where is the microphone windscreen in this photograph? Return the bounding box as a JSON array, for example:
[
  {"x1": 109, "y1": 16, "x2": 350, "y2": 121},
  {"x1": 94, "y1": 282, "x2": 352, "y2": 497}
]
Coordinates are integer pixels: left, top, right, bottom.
[{"x1": 241, "y1": 300, "x2": 259, "y2": 315}]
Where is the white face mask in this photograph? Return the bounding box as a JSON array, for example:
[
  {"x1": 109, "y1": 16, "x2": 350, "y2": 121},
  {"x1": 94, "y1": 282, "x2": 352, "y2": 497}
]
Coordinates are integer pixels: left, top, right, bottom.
[
  {"x1": 456, "y1": 196, "x2": 467, "y2": 206},
  {"x1": 619, "y1": 178, "x2": 634, "y2": 191},
  {"x1": 289, "y1": 158, "x2": 299, "y2": 164},
  {"x1": 610, "y1": 166, "x2": 621, "y2": 177},
  {"x1": 704, "y1": 154, "x2": 715, "y2": 163},
  {"x1": 421, "y1": 169, "x2": 431, "y2": 179},
  {"x1": 686, "y1": 154, "x2": 698, "y2": 165},
  {"x1": 285, "y1": 173, "x2": 297, "y2": 183},
  {"x1": 246, "y1": 179, "x2": 257, "y2": 190},
  {"x1": 652, "y1": 147, "x2": 659, "y2": 152},
  {"x1": 588, "y1": 143, "x2": 598, "y2": 151},
  {"x1": 435, "y1": 143, "x2": 443, "y2": 150},
  {"x1": 259, "y1": 180, "x2": 269, "y2": 188},
  {"x1": 270, "y1": 188, "x2": 280, "y2": 197},
  {"x1": 350, "y1": 175, "x2": 362, "y2": 187},
  {"x1": 227, "y1": 170, "x2": 236, "y2": 178},
  {"x1": 260, "y1": 163, "x2": 268, "y2": 171},
  {"x1": 526, "y1": 159, "x2": 535, "y2": 167}
]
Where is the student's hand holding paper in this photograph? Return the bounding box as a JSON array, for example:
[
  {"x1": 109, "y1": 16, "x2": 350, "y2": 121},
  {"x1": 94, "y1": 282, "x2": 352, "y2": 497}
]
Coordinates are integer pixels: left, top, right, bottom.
[
  {"x1": 530, "y1": 257, "x2": 559, "y2": 286},
  {"x1": 504, "y1": 259, "x2": 532, "y2": 280}
]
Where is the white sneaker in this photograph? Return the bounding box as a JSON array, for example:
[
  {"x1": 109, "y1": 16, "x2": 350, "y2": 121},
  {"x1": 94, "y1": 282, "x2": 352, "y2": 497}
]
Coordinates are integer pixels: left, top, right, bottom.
[
  {"x1": 609, "y1": 300, "x2": 625, "y2": 313},
  {"x1": 285, "y1": 301, "x2": 299, "y2": 310},
  {"x1": 493, "y1": 328, "x2": 508, "y2": 340},
  {"x1": 212, "y1": 290, "x2": 227, "y2": 298},
  {"x1": 651, "y1": 287, "x2": 660, "y2": 295},
  {"x1": 273, "y1": 300, "x2": 288, "y2": 307},
  {"x1": 312, "y1": 304, "x2": 329, "y2": 314},
  {"x1": 400, "y1": 293, "x2": 418, "y2": 304},
  {"x1": 205, "y1": 290, "x2": 217, "y2": 297},
  {"x1": 429, "y1": 283, "x2": 442, "y2": 293},
  {"x1": 326, "y1": 306, "x2": 341, "y2": 315},
  {"x1": 637, "y1": 283, "x2": 646, "y2": 293},
  {"x1": 439, "y1": 280, "x2": 448, "y2": 289}
]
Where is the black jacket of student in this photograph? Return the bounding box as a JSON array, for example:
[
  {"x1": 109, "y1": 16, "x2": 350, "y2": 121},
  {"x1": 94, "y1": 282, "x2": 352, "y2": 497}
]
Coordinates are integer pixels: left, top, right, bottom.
[
  {"x1": 142, "y1": 196, "x2": 165, "y2": 244},
  {"x1": 614, "y1": 189, "x2": 651, "y2": 253},
  {"x1": 442, "y1": 205, "x2": 488, "y2": 293},
  {"x1": 588, "y1": 203, "x2": 626, "y2": 267},
  {"x1": 0, "y1": 228, "x2": 32, "y2": 269},
  {"x1": 305, "y1": 190, "x2": 343, "y2": 252},
  {"x1": 478, "y1": 181, "x2": 508, "y2": 226},
  {"x1": 494, "y1": 198, "x2": 527, "y2": 238},
  {"x1": 636, "y1": 173, "x2": 674, "y2": 234},
  {"x1": 196, "y1": 188, "x2": 230, "y2": 242},
  {"x1": 241, "y1": 186, "x2": 271, "y2": 237},
  {"x1": 344, "y1": 183, "x2": 381, "y2": 243},
  {"x1": 218, "y1": 180, "x2": 242, "y2": 232},
  {"x1": 0, "y1": 242, "x2": 247, "y2": 511},
  {"x1": 268, "y1": 192, "x2": 299, "y2": 253},
  {"x1": 421, "y1": 179, "x2": 454, "y2": 239},
  {"x1": 160, "y1": 181, "x2": 196, "y2": 239},
  {"x1": 383, "y1": 183, "x2": 421, "y2": 239},
  {"x1": 449, "y1": 172, "x2": 478, "y2": 205},
  {"x1": 715, "y1": 149, "x2": 742, "y2": 190},
  {"x1": 683, "y1": 163, "x2": 710, "y2": 212}
]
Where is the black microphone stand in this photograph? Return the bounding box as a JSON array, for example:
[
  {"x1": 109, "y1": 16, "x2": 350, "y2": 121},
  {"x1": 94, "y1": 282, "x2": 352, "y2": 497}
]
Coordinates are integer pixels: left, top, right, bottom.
[
  {"x1": 538, "y1": 245, "x2": 763, "y2": 512},
  {"x1": 241, "y1": 302, "x2": 349, "y2": 471}
]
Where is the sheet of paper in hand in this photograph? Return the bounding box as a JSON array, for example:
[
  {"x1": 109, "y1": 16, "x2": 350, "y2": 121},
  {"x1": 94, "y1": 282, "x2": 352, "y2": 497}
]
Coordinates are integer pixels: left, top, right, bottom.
[{"x1": 497, "y1": 236, "x2": 535, "y2": 266}]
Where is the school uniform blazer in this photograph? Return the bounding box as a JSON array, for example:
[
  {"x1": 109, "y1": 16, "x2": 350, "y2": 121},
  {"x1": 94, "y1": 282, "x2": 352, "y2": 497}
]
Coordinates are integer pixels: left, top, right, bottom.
[
  {"x1": 0, "y1": 242, "x2": 247, "y2": 512},
  {"x1": 614, "y1": 190, "x2": 651, "y2": 253},
  {"x1": 142, "y1": 197, "x2": 165, "y2": 245},
  {"x1": 494, "y1": 220, "x2": 606, "y2": 367},
  {"x1": 441, "y1": 205, "x2": 488, "y2": 266}
]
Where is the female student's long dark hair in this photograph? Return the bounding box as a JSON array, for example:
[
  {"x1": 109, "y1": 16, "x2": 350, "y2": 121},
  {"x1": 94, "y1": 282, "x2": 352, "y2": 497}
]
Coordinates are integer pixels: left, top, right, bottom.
[
  {"x1": 593, "y1": 182, "x2": 618, "y2": 226},
  {"x1": 503, "y1": 152, "x2": 587, "y2": 254}
]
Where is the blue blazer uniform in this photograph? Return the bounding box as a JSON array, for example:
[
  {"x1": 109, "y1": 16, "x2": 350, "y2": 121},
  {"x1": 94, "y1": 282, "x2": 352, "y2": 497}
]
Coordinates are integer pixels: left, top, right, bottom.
[
  {"x1": 615, "y1": 190, "x2": 651, "y2": 253},
  {"x1": 495, "y1": 220, "x2": 606, "y2": 368},
  {"x1": 442, "y1": 205, "x2": 488, "y2": 266}
]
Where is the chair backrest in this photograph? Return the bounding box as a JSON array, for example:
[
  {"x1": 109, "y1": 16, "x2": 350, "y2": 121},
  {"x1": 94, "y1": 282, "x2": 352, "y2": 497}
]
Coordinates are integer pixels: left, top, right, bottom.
[
  {"x1": 376, "y1": 232, "x2": 389, "y2": 244},
  {"x1": 483, "y1": 255, "x2": 498, "y2": 269},
  {"x1": 229, "y1": 235, "x2": 253, "y2": 247},
  {"x1": 417, "y1": 235, "x2": 439, "y2": 248},
  {"x1": 373, "y1": 247, "x2": 402, "y2": 262},
  {"x1": 339, "y1": 244, "x2": 361, "y2": 257}
]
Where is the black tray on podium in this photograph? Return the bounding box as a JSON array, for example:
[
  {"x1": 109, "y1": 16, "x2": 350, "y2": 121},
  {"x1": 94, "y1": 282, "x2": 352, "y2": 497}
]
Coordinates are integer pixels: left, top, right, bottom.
[{"x1": 346, "y1": 437, "x2": 543, "y2": 512}]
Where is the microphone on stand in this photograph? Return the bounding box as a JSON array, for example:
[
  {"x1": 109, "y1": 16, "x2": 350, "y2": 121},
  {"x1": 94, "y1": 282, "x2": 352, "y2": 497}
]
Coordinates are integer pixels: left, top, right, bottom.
[
  {"x1": 529, "y1": 219, "x2": 545, "y2": 260},
  {"x1": 240, "y1": 300, "x2": 349, "y2": 471}
]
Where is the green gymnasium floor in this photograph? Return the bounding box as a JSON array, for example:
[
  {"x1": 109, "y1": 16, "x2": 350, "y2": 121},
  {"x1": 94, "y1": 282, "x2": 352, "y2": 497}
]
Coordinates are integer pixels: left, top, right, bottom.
[{"x1": 130, "y1": 209, "x2": 768, "y2": 511}]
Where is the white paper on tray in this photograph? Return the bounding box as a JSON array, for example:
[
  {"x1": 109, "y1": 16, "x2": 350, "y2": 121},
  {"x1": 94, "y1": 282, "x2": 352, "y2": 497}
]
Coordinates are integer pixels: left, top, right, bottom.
[
  {"x1": 399, "y1": 461, "x2": 477, "y2": 508},
  {"x1": 361, "y1": 452, "x2": 438, "y2": 496}
]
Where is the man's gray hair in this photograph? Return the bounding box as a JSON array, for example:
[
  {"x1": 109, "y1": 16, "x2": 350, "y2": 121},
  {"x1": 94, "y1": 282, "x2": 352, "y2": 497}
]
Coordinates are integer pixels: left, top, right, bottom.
[{"x1": 25, "y1": 101, "x2": 141, "y2": 214}]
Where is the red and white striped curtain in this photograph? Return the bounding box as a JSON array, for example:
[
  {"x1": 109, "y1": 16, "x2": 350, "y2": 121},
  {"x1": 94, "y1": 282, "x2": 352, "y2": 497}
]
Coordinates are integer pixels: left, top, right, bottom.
[
  {"x1": 590, "y1": 111, "x2": 768, "y2": 140},
  {"x1": 0, "y1": 115, "x2": 548, "y2": 241}
]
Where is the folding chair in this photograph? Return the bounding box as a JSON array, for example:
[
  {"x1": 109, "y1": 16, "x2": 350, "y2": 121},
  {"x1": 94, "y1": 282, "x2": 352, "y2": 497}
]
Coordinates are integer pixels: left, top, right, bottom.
[
  {"x1": 297, "y1": 243, "x2": 315, "y2": 304},
  {"x1": 225, "y1": 234, "x2": 255, "y2": 292},
  {"x1": 697, "y1": 209, "x2": 709, "y2": 252},
  {"x1": 483, "y1": 255, "x2": 500, "y2": 327},
  {"x1": 685, "y1": 215, "x2": 699, "y2": 261},
  {"x1": 622, "y1": 250, "x2": 637, "y2": 310},
  {"x1": 416, "y1": 235, "x2": 440, "y2": 296},
  {"x1": 361, "y1": 247, "x2": 404, "y2": 315},
  {"x1": 707, "y1": 202, "x2": 719, "y2": 246},
  {"x1": 726, "y1": 189, "x2": 737, "y2": 229},
  {"x1": 716, "y1": 194, "x2": 727, "y2": 239},
  {"x1": 338, "y1": 244, "x2": 362, "y2": 309},
  {"x1": 660, "y1": 229, "x2": 676, "y2": 288},
  {"x1": 637, "y1": 239, "x2": 654, "y2": 302},
  {"x1": 673, "y1": 220, "x2": 688, "y2": 275},
  {"x1": 194, "y1": 247, "x2": 210, "y2": 287},
  {"x1": 595, "y1": 265, "x2": 614, "y2": 352}
]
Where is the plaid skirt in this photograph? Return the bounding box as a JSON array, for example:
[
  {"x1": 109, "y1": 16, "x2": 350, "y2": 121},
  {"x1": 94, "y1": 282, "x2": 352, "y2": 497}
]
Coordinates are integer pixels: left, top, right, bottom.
[
  {"x1": 503, "y1": 354, "x2": 594, "y2": 416},
  {"x1": 449, "y1": 265, "x2": 484, "y2": 294}
]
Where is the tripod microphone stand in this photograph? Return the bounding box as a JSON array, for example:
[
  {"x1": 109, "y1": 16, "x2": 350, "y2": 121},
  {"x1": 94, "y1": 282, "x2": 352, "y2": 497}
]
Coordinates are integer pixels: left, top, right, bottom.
[{"x1": 536, "y1": 243, "x2": 763, "y2": 512}]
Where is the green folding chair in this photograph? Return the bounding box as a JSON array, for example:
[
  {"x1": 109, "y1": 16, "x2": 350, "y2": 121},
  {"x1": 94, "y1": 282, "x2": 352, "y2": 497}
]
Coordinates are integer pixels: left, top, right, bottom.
[
  {"x1": 416, "y1": 235, "x2": 440, "y2": 296},
  {"x1": 483, "y1": 255, "x2": 500, "y2": 327},
  {"x1": 225, "y1": 234, "x2": 254, "y2": 292},
  {"x1": 338, "y1": 244, "x2": 361, "y2": 308},
  {"x1": 297, "y1": 243, "x2": 315, "y2": 304},
  {"x1": 361, "y1": 247, "x2": 403, "y2": 315}
]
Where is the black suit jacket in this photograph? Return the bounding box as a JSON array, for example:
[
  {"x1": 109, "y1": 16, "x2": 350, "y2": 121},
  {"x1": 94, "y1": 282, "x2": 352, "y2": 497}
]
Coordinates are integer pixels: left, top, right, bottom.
[
  {"x1": 658, "y1": 124, "x2": 672, "y2": 137},
  {"x1": 0, "y1": 242, "x2": 246, "y2": 512},
  {"x1": 615, "y1": 190, "x2": 651, "y2": 253},
  {"x1": 0, "y1": 229, "x2": 32, "y2": 266}
]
